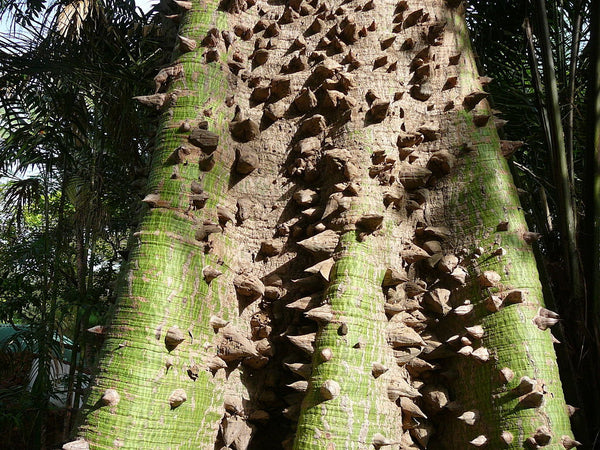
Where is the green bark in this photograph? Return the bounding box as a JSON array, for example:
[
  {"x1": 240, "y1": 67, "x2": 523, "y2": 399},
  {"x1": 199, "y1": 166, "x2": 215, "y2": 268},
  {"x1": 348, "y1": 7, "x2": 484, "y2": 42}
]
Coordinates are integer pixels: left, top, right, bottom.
[
  {"x1": 293, "y1": 234, "x2": 403, "y2": 449},
  {"x1": 76, "y1": 1, "x2": 235, "y2": 447},
  {"x1": 436, "y1": 8, "x2": 573, "y2": 449}
]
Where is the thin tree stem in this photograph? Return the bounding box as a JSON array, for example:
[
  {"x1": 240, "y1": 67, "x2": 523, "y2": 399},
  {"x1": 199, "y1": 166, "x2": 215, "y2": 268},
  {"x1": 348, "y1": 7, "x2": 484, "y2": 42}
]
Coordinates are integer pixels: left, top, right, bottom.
[
  {"x1": 533, "y1": 0, "x2": 584, "y2": 301},
  {"x1": 523, "y1": 19, "x2": 554, "y2": 157},
  {"x1": 566, "y1": 0, "x2": 583, "y2": 185}
]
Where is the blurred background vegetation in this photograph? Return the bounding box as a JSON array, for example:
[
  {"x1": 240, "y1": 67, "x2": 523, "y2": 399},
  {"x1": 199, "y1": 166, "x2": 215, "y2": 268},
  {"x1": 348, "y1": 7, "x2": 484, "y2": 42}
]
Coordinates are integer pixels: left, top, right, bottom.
[
  {"x1": 0, "y1": 0, "x2": 598, "y2": 447},
  {"x1": 0, "y1": 0, "x2": 170, "y2": 446}
]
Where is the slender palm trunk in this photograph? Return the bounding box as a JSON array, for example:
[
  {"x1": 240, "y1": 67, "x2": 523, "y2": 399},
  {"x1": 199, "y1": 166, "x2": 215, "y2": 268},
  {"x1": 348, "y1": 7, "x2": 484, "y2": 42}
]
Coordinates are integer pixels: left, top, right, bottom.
[
  {"x1": 565, "y1": 0, "x2": 583, "y2": 185},
  {"x1": 533, "y1": 0, "x2": 583, "y2": 302}
]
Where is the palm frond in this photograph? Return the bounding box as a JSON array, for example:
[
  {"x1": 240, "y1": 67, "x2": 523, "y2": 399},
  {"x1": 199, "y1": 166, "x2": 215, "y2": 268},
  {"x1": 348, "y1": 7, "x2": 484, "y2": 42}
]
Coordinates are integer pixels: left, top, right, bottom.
[
  {"x1": 55, "y1": 0, "x2": 94, "y2": 38},
  {"x1": 0, "y1": 177, "x2": 44, "y2": 230}
]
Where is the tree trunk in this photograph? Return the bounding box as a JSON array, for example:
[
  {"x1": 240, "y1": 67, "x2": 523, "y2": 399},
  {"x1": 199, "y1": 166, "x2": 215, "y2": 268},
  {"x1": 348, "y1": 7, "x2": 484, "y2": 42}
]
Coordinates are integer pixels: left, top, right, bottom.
[{"x1": 72, "y1": 0, "x2": 576, "y2": 448}]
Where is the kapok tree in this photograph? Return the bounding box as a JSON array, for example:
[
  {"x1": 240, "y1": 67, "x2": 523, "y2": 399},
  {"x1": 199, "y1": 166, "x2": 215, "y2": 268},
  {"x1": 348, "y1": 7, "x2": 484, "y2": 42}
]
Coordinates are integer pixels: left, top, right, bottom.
[{"x1": 67, "y1": 0, "x2": 577, "y2": 449}]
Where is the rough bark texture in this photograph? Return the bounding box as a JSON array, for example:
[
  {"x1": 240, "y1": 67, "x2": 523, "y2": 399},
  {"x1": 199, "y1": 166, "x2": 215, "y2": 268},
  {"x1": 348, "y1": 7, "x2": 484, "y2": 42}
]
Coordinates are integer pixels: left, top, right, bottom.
[{"x1": 73, "y1": 0, "x2": 576, "y2": 449}]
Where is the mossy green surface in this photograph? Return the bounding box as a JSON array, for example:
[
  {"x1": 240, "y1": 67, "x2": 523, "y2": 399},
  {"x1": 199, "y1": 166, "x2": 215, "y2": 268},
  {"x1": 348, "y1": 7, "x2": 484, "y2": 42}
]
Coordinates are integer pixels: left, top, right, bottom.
[
  {"x1": 79, "y1": 1, "x2": 237, "y2": 447},
  {"x1": 440, "y1": 9, "x2": 574, "y2": 448},
  {"x1": 294, "y1": 233, "x2": 399, "y2": 450}
]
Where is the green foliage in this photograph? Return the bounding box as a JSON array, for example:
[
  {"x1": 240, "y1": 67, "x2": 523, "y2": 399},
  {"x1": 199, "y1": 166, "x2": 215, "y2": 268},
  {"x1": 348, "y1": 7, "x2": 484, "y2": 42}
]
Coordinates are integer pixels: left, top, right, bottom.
[{"x1": 0, "y1": 0, "x2": 169, "y2": 445}]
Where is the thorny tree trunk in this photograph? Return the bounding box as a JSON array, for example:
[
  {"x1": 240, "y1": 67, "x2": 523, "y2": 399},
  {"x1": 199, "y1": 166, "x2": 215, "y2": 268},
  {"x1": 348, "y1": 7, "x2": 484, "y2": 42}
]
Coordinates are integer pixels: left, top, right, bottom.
[{"x1": 69, "y1": 0, "x2": 576, "y2": 449}]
